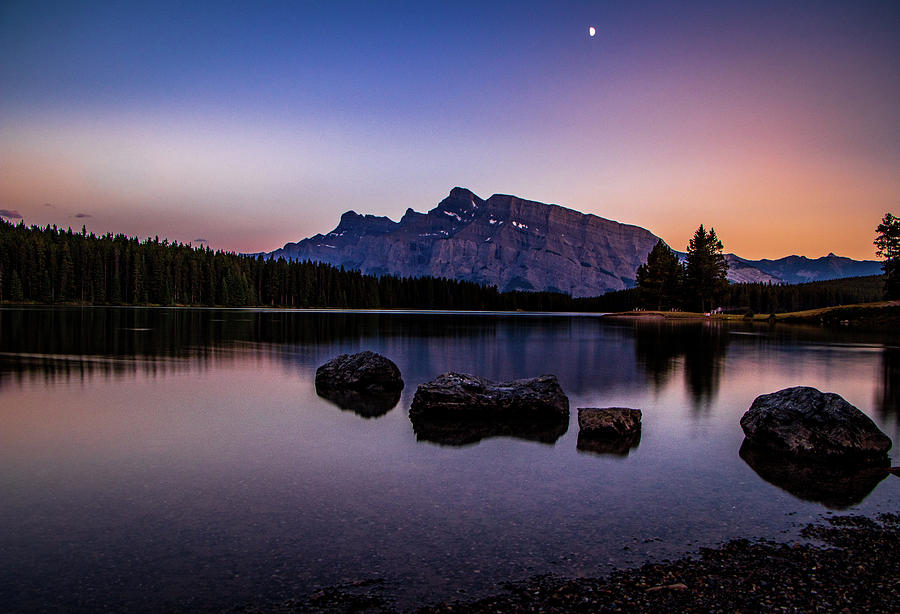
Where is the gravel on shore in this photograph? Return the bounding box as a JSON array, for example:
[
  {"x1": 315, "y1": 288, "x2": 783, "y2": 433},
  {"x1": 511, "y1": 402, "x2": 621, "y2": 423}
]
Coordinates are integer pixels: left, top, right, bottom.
[{"x1": 232, "y1": 513, "x2": 899, "y2": 614}]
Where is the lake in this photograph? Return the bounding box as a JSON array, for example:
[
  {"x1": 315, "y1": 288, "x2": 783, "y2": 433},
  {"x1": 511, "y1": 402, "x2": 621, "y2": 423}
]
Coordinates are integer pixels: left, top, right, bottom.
[{"x1": 0, "y1": 306, "x2": 897, "y2": 612}]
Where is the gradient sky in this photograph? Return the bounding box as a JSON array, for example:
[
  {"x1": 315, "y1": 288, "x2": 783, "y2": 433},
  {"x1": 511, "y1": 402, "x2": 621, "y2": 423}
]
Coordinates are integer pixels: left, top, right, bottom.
[{"x1": 1, "y1": 0, "x2": 898, "y2": 259}]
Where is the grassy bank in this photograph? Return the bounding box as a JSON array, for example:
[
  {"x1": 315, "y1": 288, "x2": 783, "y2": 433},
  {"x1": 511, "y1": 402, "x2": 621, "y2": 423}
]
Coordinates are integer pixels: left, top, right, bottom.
[{"x1": 604, "y1": 301, "x2": 900, "y2": 329}]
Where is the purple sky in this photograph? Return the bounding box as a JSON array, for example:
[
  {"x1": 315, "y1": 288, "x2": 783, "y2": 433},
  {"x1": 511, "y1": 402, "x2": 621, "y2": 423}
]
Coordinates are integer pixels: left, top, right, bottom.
[{"x1": 1, "y1": 1, "x2": 898, "y2": 259}]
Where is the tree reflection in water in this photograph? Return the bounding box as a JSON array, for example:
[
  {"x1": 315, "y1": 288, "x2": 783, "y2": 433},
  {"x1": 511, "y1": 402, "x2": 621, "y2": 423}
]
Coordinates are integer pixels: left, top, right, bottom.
[
  {"x1": 632, "y1": 320, "x2": 729, "y2": 410},
  {"x1": 877, "y1": 346, "x2": 899, "y2": 430}
]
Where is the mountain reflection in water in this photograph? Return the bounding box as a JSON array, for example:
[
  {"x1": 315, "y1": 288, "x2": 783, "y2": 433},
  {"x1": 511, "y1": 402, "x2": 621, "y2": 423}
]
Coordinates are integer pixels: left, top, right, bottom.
[{"x1": 632, "y1": 320, "x2": 729, "y2": 410}]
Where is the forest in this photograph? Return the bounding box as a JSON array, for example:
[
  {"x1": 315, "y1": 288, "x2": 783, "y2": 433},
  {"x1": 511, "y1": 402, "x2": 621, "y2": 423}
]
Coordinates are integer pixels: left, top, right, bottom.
[
  {"x1": 0, "y1": 221, "x2": 573, "y2": 310},
  {"x1": 0, "y1": 220, "x2": 886, "y2": 313},
  {"x1": 590, "y1": 275, "x2": 885, "y2": 314}
]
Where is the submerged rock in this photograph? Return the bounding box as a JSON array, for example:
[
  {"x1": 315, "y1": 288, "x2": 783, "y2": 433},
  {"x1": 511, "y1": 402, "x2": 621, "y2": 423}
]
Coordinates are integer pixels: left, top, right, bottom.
[
  {"x1": 409, "y1": 372, "x2": 569, "y2": 418},
  {"x1": 315, "y1": 351, "x2": 404, "y2": 392},
  {"x1": 739, "y1": 441, "x2": 890, "y2": 509},
  {"x1": 740, "y1": 386, "x2": 891, "y2": 462}
]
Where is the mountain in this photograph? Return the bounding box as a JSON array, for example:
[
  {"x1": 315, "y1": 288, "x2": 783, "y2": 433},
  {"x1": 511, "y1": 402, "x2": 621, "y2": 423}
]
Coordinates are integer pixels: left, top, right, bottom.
[
  {"x1": 723, "y1": 254, "x2": 784, "y2": 284},
  {"x1": 268, "y1": 188, "x2": 877, "y2": 296},
  {"x1": 271, "y1": 188, "x2": 674, "y2": 297},
  {"x1": 735, "y1": 254, "x2": 882, "y2": 285}
]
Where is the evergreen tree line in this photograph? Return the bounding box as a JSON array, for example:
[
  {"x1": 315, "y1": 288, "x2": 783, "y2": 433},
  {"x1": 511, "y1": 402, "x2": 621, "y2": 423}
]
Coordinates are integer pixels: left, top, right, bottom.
[
  {"x1": 632, "y1": 216, "x2": 897, "y2": 313},
  {"x1": 590, "y1": 275, "x2": 885, "y2": 314},
  {"x1": 0, "y1": 220, "x2": 574, "y2": 310},
  {"x1": 0, "y1": 219, "x2": 890, "y2": 312}
]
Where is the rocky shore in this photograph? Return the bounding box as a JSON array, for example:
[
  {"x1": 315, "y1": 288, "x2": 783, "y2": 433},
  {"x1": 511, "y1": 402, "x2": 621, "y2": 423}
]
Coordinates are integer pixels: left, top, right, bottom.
[{"x1": 231, "y1": 513, "x2": 899, "y2": 614}]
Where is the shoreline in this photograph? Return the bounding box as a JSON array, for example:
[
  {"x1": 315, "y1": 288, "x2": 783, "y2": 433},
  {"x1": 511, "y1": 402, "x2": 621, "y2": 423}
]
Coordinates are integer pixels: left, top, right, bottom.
[
  {"x1": 601, "y1": 301, "x2": 900, "y2": 328},
  {"x1": 232, "y1": 513, "x2": 899, "y2": 613}
]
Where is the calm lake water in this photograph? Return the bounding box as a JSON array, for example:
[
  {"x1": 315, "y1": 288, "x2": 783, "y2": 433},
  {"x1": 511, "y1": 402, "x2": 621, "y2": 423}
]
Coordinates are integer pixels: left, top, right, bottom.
[{"x1": 0, "y1": 306, "x2": 897, "y2": 612}]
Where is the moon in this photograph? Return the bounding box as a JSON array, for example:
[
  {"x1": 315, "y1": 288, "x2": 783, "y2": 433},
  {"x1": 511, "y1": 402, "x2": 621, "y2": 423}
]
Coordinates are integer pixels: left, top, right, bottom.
[{"x1": 588, "y1": 26, "x2": 596, "y2": 37}]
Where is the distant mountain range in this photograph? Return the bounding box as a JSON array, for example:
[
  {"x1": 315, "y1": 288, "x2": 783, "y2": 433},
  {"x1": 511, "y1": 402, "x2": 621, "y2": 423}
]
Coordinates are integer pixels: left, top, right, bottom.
[{"x1": 267, "y1": 188, "x2": 882, "y2": 297}]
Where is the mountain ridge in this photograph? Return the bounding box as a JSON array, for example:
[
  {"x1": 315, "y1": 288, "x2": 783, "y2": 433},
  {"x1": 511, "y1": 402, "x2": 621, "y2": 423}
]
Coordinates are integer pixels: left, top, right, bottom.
[{"x1": 268, "y1": 188, "x2": 881, "y2": 297}]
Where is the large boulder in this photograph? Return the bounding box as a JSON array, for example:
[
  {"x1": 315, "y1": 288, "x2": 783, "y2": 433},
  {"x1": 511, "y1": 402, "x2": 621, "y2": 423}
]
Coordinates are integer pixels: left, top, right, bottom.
[
  {"x1": 315, "y1": 351, "x2": 404, "y2": 393},
  {"x1": 409, "y1": 372, "x2": 569, "y2": 418},
  {"x1": 740, "y1": 386, "x2": 892, "y2": 462}
]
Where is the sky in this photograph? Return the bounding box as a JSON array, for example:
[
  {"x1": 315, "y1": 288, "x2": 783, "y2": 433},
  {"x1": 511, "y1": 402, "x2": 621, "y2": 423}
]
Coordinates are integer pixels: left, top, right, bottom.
[{"x1": 1, "y1": 0, "x2": 898, "y2": 260}]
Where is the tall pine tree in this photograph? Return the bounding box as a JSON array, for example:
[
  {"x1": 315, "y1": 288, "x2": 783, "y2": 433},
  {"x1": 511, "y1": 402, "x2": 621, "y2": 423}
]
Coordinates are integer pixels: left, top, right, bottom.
[
  {"x1": 875, "y1": 212, "x2": 900, "y2": 299},
  {"x1": 635, "y1": 239, "x2": 684, "y2": 310},
  {"x1": 684, "y1": 225, "x2": 729, "y2": 313}
]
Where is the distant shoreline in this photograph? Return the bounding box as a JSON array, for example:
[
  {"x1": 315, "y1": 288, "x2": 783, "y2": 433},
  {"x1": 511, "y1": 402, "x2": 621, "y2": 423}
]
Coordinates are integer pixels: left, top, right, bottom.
[
  {"x1": 601, "y1": 301, "x2": 900, "y2": 328},
  {"x1": 2, "y1": 301, "x2": 899, "y2": 328}
]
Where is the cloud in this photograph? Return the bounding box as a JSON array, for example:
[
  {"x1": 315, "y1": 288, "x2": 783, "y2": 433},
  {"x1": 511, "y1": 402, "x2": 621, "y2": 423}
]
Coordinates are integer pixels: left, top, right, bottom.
[
  {"x1": 193, "y1": 238, "x2": 208, "y2": 243},
  {"x1": 74, "y1": 212, "x2": 92, "y2": 218},
  {"x1": 0, "y1": 209, "x2": 23, "y2": 219}
]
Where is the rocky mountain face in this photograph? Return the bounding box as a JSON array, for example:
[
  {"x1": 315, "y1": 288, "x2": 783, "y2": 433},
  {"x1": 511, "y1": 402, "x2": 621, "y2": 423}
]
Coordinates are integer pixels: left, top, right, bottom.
[
  {"x1": 268, "y1": 188, "x2": 879, "y2": 296},
  {"x1": 270, "y1": 188, "x2": 665, "y2": 297}
]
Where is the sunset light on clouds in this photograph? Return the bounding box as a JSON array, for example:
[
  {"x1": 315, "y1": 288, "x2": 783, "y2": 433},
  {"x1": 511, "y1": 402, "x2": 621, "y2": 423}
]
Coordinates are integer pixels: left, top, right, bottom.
[{"x1": 1, "y1": 0, "x2": 898, "y2": 259}]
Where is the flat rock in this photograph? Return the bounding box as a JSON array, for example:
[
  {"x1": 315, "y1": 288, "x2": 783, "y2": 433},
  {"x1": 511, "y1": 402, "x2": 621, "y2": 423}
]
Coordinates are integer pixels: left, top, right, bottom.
[
  {"x1": 578, "y1": 407, "x2": 642, "y2": 438},
  {"x1": 740, "y1": 386, "x2": 891, "y2": 462},
  {"x1": 409, "y1": 372, "x2": 569, "y2": 418},
  {"x1": 315, "y1": 351, "x2": 403, "y2": 392}
]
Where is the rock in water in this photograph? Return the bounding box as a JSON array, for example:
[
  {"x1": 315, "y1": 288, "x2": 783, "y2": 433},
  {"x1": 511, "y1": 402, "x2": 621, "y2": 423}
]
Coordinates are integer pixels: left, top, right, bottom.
[
  {"x1": 576, "y1": 407, "x2": 642, "y2": 456},
  {"x1": 315, "y1": 351, "x2": 404, "y2": 392},
  {"x1": 409, "y1": 372, "x2": 569, "y2": 418},
  {"x1": 578, "y1": 407, "x2": 642, "y2": 437},
  {"x1": 740, "y1": 386, "x2": 892, "y2": 462}
]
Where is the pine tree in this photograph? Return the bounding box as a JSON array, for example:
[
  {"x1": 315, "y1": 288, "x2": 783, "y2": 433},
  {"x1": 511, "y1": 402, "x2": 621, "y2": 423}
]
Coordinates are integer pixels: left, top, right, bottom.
[
  {"x1": 635, "y1": 239, "x2": 684, "y2": 310},
  {"x1": 684, "y1": 225, "x2": 729, "y2": 312},
  {"x1": 874, "y1": 212, "x2": 900, "y2": 299},
  {"x1": 9, "y1": 270, "x2": 24, "y2": 302}
]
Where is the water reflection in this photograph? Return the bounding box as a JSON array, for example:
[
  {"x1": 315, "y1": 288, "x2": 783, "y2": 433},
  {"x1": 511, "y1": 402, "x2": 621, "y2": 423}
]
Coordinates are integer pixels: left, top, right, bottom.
[
  {"x1": 315, "y1": 387, "x2": 401, "y2": 418},
  {"x1": 576, "y1": 430, "x2": 641, "y2": 457},
  {"x1": 410, "y1": 413, "x2": 568, "y2": 447},
  {"x1": 739, "y1": 441, "x2": 890, "y2": 510},
  {"x1": 633, "y1": 320, "x2": 729, "y2": 408},
  {"x1": 878, "y1": 347, "x2": 899, "y2": 422},
  {"x1": 1, "y1": 306, "x2": 898, "y2": 613}
]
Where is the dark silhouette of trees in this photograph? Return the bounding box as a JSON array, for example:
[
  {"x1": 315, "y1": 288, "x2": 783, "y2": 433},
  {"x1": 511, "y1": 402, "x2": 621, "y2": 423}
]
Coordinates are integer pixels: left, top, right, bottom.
[
  {"x1": 635, "y1": 239, "x2": 684, "y2": 310},
  {"x1": 0, "y1": 220, "x2": 574, "y2": 311},
  {"x1": 684, "y1": 225, "x2": 728, "y2": 312},
  {"x1": 875, "y1": 212, "x2": 900, "y2": 299},
  {"x1": 0, "y1": 219, "x2": 888, "y2": 314}
]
